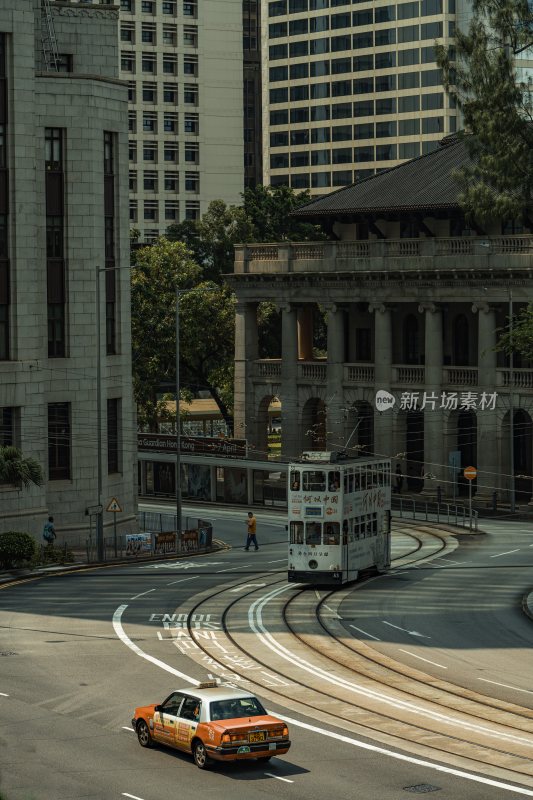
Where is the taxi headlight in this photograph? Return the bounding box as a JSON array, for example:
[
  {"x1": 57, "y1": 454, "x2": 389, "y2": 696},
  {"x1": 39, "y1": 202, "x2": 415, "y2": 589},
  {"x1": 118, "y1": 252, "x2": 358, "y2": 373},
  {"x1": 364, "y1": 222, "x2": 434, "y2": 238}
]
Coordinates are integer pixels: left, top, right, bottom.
[
  {"x1": 282, "y1": 726, "x2": 289, "y2": 737},
  {"x1": 221, "y1": 733, "x2": 231, "y2": 743}
]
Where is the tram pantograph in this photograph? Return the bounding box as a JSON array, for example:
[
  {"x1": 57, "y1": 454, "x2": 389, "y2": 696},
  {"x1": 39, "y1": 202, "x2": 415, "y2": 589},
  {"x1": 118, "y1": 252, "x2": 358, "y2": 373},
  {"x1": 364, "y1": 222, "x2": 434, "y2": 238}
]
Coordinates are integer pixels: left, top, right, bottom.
[{"x1": 288, "y1": 453, "x2": 392, "y2": 585}]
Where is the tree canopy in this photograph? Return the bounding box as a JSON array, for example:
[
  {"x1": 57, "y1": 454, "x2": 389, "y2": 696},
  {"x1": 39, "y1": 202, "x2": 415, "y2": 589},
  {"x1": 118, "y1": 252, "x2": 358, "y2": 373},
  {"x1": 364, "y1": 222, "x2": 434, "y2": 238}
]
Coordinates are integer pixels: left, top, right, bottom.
[
  {"x1": 131, "y1": 238, "x2": 235, "y2": 431},
  {"x1": 0, "y1": 446, "x2": 43, "y2": 488},
  {"x1": 436, "y1": 0, "x2": 533, "y2": 224},
  {"x1": 497, "y1": 303, "x2": 533, "y2": 360}
]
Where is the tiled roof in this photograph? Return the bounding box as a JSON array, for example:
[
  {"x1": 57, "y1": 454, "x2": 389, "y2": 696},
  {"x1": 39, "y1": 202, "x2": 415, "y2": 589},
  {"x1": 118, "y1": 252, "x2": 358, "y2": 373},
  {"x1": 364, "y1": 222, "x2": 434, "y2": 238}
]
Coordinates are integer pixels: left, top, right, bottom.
[{"x1": 292, "y1": 136, "x2": 470, "y2": 218}]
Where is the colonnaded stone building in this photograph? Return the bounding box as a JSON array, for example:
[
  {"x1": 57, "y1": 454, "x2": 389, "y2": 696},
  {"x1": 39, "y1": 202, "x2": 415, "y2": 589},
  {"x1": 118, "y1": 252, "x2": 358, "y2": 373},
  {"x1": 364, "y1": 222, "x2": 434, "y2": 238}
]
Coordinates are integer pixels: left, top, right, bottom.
[
  {"x1": 232, "y1": 135, "x2": 533, "y2": 505},
  {"x1": 0, "y1": 0, "x2": 137, "y2": 538}
]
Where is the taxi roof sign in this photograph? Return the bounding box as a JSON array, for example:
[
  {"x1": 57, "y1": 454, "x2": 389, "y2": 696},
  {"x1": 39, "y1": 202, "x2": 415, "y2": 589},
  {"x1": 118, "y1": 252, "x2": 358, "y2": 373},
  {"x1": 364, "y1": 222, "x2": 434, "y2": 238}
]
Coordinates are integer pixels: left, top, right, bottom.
[{"x1": 106, "y1": 497, "x2": 123, "y2": 513}]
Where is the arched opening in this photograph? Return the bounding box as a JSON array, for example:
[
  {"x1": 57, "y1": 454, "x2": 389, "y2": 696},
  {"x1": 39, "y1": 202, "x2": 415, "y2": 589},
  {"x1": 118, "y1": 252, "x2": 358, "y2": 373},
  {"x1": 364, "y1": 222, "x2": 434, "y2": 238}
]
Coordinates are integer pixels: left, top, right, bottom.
[
  {"x1": 402, "y1": 314, "x2": 420, "y2": 365},
  {"x1": 397, "y1": 410, "x2": 424, "y2": 492},
  {"x1": 301, "y1": 398, "x2": 327, "y2": 451},
  {"x1": 256, "y1": 395, "x2": 282, "y2": 459},
  {"x1": 514, "y1": 409, "x2": 533, "y2": 501},
  {"x1": 453, "y1": 314, "x2": 470, "y2": 366},
  {"x1": 456, "y1": 409, "x2": 477, "y2": 497}
]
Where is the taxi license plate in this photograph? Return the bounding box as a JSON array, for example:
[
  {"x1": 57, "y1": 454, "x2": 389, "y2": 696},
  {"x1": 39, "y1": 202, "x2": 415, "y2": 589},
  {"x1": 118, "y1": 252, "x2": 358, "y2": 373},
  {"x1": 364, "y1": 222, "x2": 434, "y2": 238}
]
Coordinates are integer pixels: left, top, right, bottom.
[{"x1": 248, "y1": 731, "x2": 266, "y2": 743}]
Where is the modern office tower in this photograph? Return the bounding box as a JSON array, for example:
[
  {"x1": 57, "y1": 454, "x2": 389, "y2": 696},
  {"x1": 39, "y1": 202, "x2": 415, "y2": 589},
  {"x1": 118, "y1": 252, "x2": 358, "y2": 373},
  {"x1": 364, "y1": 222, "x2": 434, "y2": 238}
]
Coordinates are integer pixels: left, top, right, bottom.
[
  {"x1": 243, "y1": 0, "x2": 263, "y2": 187},
  {"x1": 0, "y1": 0, "x2": 137, "y2": 539},
  {"x1": 119, "y1": 0, "x2": 244, "y2": 241},
  {"x1": 262, "y1": 0, "x2": 460, "y2": 193}
]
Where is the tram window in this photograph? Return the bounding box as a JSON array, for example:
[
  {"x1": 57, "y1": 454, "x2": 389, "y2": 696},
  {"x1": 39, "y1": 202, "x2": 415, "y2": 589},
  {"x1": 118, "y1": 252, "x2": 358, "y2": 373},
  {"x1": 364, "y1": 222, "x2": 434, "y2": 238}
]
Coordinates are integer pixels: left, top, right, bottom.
[
  {"x1": 305, "y1": 522, "x2": 322, "y2": 545},
  {"x1": 342, "y1": 520, "x2": 349, "y2": 544},
  {"x1": 344, "y1": 472, "x2": 348, "y2": 492},
  {"x1": 348, "y1": 471, "x2": 354, "y2": 492},
  {"x1": 290, "y1": 521, "x2": 304, "y2": 544},
  {"x1": 290, "y1": 470, "x2": 301, "y2": 491},
  {"x1": 353, "y1": 471, "x2": 359, "y2": 491},
  {"x1": 354, "y1": 520, "x2": 362, "y2": 539},
  {"x1": 328, "y1": 471, "x2": 340, "y2": 491},
  {"x1": 324, "y1": 522, "x2": 340, "y2": 545},
  {"x1": 368, "y1": 467, "x2": 376, "y2": 488},
  {"x1": 303, "y1": 470, "x2": 326, "y2": 491}
]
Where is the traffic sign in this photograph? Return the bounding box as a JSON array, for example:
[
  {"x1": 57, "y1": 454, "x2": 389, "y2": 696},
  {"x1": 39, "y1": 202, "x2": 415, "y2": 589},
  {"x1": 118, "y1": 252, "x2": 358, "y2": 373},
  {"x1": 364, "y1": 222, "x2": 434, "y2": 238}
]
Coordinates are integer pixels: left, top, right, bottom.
[
  {"x1": 106, "y1": 497, "x2": 123, "y2": 513},
  {"x1": 463, "y1": 466, "x2": 477, "y2": 481}
]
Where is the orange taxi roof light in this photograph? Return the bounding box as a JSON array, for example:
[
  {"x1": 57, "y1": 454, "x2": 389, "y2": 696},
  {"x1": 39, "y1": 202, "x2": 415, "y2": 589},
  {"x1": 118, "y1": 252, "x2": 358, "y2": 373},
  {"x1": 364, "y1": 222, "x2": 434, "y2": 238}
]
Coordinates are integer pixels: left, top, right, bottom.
[{"x1": 197, "y1": 680, "x2": 218, "y2": 689}]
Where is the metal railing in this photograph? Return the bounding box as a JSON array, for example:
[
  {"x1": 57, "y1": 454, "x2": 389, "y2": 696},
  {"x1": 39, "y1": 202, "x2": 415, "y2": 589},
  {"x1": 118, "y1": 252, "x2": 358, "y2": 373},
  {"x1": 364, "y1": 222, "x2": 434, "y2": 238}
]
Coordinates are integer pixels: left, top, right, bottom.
[{"x1": 392, "y1": 496, "x2": 479, "y2": 530}]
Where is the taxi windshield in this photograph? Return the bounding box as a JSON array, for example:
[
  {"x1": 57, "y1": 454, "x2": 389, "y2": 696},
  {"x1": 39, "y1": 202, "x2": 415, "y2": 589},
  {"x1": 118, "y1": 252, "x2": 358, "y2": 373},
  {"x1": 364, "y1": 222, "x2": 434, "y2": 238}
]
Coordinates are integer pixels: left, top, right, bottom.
[{"x1": 210, "y1": 696, "x2": 266, "y2": 721}]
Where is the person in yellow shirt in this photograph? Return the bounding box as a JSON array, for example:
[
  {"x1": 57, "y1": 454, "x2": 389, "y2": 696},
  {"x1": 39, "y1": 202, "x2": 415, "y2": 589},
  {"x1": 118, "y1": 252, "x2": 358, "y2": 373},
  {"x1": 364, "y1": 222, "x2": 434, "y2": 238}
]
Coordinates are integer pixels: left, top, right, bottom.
[{"x1": 245, "y1": 511, "x2": 258, "y2": 551}]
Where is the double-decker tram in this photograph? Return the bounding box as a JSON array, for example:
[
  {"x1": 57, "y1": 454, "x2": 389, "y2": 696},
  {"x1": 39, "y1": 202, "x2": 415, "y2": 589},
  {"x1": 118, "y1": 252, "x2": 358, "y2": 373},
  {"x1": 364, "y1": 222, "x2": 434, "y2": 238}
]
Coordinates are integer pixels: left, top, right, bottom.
[{"x1": 288, "y1": 453, "x2": 391, "y2": 585}]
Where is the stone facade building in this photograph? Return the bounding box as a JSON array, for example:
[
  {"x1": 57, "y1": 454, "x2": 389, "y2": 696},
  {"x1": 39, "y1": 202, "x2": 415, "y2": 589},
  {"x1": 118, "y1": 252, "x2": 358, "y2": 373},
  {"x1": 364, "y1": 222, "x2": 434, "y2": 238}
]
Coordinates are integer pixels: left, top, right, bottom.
[
  {"x1": 0, "y1": 0, "x2": 137, "y2": 538},
  {"x1": 231, "y1": 136, "x2": 533, "y2": 505}
]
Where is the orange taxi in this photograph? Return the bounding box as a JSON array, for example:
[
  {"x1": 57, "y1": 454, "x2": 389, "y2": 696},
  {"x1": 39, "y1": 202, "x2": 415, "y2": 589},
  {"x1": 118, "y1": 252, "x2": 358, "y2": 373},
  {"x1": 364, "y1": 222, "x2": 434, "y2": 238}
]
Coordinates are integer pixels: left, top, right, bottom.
[{"x1": 131, "y1": 682, "x2": 291, "y2": 769}]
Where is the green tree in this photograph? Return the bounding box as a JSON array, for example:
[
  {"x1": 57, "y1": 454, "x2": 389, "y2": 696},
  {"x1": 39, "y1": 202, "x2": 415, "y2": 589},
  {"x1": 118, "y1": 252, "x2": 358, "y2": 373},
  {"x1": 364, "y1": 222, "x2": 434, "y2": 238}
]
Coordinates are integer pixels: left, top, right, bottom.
[
  {"x1": 242, "y1": 184, "x2": 327, "y2": 242},
  {"x1": 497, "y1": 304, "x2": 533, "y2": 359},
  {"x1": 131, "y1": 238, "x2": 235, "y2": 431},
  {"x1": 436, "y1": 0, "x2": 533, "y2": 224},
  {"x1": 0, "y1": 446, "x2": 43, "y2": 488},
  {"x1": 131, "y1": 238, "x2": 200, "y2": 432}
]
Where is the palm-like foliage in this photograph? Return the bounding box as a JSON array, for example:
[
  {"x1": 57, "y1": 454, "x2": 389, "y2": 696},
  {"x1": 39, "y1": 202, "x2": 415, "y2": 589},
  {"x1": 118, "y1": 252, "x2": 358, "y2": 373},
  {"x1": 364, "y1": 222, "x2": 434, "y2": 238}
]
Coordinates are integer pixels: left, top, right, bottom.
[{"x1": 0, "y1": 446, "x2": 44, "y2": 488}]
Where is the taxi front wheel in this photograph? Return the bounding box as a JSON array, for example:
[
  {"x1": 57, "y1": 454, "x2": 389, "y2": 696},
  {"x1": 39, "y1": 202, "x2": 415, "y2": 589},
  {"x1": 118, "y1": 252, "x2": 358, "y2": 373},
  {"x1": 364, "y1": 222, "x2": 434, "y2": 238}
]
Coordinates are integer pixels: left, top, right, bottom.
[
  {"x1": 193, "y1": 740, "x2": 211, "y2": 769},
  {"x1": 137, "y1": 720, "x2": 154, "y2": 748}
]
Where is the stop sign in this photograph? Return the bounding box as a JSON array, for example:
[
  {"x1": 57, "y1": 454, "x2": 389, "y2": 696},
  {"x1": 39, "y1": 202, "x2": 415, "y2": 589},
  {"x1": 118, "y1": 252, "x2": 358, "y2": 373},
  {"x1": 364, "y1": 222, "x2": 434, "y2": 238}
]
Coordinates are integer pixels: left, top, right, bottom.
[{"x1": 463, "y1": 466, "x2": 477, "y2": 481}]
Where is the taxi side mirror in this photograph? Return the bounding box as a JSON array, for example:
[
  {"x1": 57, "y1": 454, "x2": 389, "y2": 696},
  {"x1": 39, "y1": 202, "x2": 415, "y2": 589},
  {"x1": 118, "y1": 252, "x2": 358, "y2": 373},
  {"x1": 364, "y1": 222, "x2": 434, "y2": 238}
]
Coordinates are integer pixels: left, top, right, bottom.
[{"x1": 154, "y1": 705, "x2": 162, "y2": 712}]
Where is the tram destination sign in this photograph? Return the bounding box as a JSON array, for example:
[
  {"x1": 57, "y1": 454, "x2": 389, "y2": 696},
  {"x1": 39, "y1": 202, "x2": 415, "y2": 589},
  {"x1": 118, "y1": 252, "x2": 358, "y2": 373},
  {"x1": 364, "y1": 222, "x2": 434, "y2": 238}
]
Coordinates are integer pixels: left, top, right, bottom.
[{"x1": 138, "y1": 433, "x2": 247, "y2": 459}]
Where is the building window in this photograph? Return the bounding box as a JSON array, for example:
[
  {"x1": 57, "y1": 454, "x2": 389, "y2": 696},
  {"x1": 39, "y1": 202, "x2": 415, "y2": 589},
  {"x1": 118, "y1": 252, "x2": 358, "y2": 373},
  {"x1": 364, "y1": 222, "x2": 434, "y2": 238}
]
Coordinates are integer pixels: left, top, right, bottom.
[
  {"x1": 185, "y1": 172, "x2": 199, "y2": 192},
  {"x1": 164, "y1": 144, "x2": 178, "y2": 162},
  {"x1": 121, "y1": 53, "x2": 135, "y2": 72},
  {"x1": 183, "y1": 26, "x2": 198, "y2": 46},
  {"x1": 0, "y1": 407, "x2": 14, "y2": 447},
  {"x1": 163, "y1": 0, "x2": 176, "y2": 12},
  {"x1": 46, "y1": 216, "x2": 64, "y2": 259},
  {"x1": 163, "y1": 55, "x2": 178, "y2": 75},
  {"x1": 121, "y1": 25, "x2": 134, "y2": 42},
  {"x1": 165, "y1": 200, "x2": 179, "y2": 220},
  {"x1": 48, "y1": 302, "x2": 65, "y2": 358},
  {"x1": 185, "y1": 142, "x2": 199, "y2": 164},
  {"x1": 129, "y1": 170, "x2": 137, "y2": 192},
  {"x1": 164, "y1": 83, "x2": 178, "y2": 103},
  {"x1": 107, "y1": 399, "x2": 121, "y2": 474},
  {"x1": 142, "y1": 53, "x2": 156, "y2": 73},
  {"x1": 164, "y1": 113, "x2": 178, "y2": 132},
  {"x1": 144, "y1": 201, "x2": 158, "y2": 221},
  {"x1": 184, "y1": 85, "x2": 198, "y2": 104},
  {"x1": 183, "y1": 54, "x2": 198, "y2": 76},
  {"x1": 143, "y1": 143, "x2": 157, "y2": 161},
  {"x1": 45, "y1": 128, "x2": 62, "y2": 171},
  {"x1": 142, "y1": 82, "x2": 156, "y2": 102},
  {"x1": 183, "y1": 1, "x2": 197, "y2": 15},
  {"x1": 164, "y1": 172, "x2": 179, "y2": 191},
  {"x1": 143, "y1": 170, "x2": 157, "y2": 191},
  {"x1": 128, "y1": 82, "x2": 136, "y2": 102},
  {"x1": 141, "y1": 0, "x2": 154, "y2": 11},
  {"x1": 143, "y1": 112, "x2": 157, "y2": 132},
  {"x1": 163, "y1": 25, "x2": 177, "y2": 45},
  {"x1": 130, "y1": 201, "x2": 138, "y2": 222},
  {"x1": 141, "y1": 24, "x2": 156, "y2": 43},
  {"x1": 185, "y1": 201, "x2": 200, "y2": 220},
  {"x1": 48, "y1": 403, "x2": 71, "y2": 481},
  {"x1": 0, "y1": 302, "x2": 8, "y2": 361}
]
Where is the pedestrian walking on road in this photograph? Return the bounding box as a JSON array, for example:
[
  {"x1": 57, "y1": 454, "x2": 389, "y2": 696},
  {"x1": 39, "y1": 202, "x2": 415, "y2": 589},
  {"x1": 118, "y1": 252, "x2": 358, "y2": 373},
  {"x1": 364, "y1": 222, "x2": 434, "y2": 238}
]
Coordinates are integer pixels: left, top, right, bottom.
[
  {"x1": 42, "y1": 516, "x2": 56, "y2": 546},
  {"x1": 244, "y1": 511, "x2": 259, "y2": 551}
]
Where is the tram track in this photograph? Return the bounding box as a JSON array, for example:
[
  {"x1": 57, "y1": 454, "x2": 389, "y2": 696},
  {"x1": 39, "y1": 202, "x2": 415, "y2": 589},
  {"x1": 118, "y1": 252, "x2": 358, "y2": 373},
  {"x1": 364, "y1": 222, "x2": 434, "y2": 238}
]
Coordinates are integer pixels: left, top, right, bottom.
[{"x1": 175, "y1": 526, "x2": 533, "y2": 787}]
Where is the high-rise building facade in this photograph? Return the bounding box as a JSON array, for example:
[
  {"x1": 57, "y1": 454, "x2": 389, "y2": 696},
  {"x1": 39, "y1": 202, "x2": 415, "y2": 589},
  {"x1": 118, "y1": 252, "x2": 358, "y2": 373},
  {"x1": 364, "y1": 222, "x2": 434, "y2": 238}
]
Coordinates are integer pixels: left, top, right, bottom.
[
  {"x1": 0, "y1": 0, "x2": 137, "y2": 539},
  {"x1": 243, "y1": 0, "x2": 263, "y2": 187},
  {"x1": 119, "y1": 0, "x2": 244, "y2": 240},
  {"x1": 262, "y1": 0, "x2": 460, "y2": 192}
]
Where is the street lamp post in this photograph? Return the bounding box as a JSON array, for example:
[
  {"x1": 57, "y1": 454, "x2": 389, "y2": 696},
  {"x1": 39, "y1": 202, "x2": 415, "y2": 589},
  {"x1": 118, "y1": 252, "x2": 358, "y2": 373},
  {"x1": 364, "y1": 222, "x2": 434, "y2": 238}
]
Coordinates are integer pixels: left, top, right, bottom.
[
  {"x1": 509, "y1": 289, "x2": 516, "y2": 513},
  {"x1": 174, "y1": 285, "x2": 217, "y2": 544},
  {"x1": 95, "y1": 265, "x2": 104, "y2": 561}
]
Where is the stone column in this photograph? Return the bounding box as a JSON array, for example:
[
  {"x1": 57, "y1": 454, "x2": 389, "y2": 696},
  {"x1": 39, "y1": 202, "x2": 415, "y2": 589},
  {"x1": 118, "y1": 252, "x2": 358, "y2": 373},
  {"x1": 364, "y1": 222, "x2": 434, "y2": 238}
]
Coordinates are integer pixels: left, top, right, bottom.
[
  {"x1": 370, "y1": 303, "x2": 393, "y2": 458},
  {"x1": 297, "y1": 305, "x2": 314, "y2": 361},
  {"x1": 419, "y1": 303, "x2": 446, "y2": 495},
  {"x1": 326, "y1": 305, "x2": 345, "y2": 451},
  {"x1": 233, "y1": 301, "x2": 258, "y2": 444},
  {"x1": 473, "y1": 302, "x2": 498, "y2": 502},
  {"x1": 281, "y1": 304, "x2": 300, "y2": 459}
]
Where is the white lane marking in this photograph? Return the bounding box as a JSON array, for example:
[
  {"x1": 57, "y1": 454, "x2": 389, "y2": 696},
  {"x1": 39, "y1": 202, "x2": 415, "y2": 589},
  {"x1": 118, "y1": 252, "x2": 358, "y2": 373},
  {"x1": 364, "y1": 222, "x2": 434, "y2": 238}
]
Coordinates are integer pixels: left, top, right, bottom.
[
  {"x1": 122, "y1": 794, "x2": 145, "y2": 800},
  {"x1": 323, "y1": 604, "x2": 341, "y2": 619},
  {"x1": 399, "y1": 649, "x2": 447, "y2": 669},
  {"x1": 434, "y1": 558, "x2": 461, "y2": 564},
  {"x1": 277, "y1": 712, "x2": 533, "y2": 797},
  {"x1": 349, "y1": 624, "x2": 381, "y2": 641},
  {"x1": 264, "y1": 773, "x2": 294, "y2": 783},
  {"x1": 216, "y1": 565, "x2": 251, "y2": 573},
  {"x1": 0, "y1": 692, "x2": 9, "y2": 697},
  {"x1": 229, "y1": 583, "x2": 266, "y2": 592},
  {"x1": 122, "y1": 726, "x2": 134, "y2": 732},
  {"x1": 268, "y1": 559, "x2": 287, "y2": 563},
  {"x1": 112, "y1": 600, "x2": 533, "y2": 797},
  {"x1": 130, "y1": 588, "x2": 155, "y2": 600},
  {"x1": 478, "y1": 678, "x2": 533, "y2": 696},
  {"x1": 249, "y1": 585, "x2": 533, "y2": 747},
  {"x1": 382, "y1": 621, "x2": 431, "y2": 639},
  {"x1": 314, "y1": 590, "x2": 321, "y2": 600},
  {"x1": 166, "y1": 576, "x2": 199, "y2": 586},
  {"x1": 112, "y1": 605, "x2": 197, "y2": 685},
  {"x1": 490, "y1": 549, "x2": 520, "y2": 558}
]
